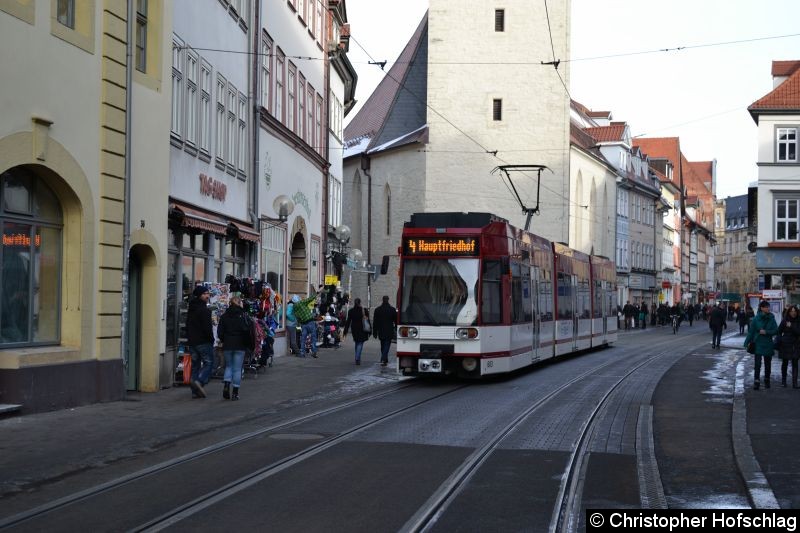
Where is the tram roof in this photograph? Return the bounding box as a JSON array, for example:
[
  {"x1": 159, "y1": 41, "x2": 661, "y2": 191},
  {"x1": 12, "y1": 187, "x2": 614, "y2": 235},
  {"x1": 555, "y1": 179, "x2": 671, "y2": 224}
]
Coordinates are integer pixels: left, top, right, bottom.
[{"x1": 405, "y1": 212, "x2": 508, "y2": 229}]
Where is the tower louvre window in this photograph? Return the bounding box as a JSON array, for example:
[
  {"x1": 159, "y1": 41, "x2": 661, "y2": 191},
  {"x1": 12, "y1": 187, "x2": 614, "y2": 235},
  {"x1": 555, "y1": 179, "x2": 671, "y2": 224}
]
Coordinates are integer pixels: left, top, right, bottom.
[
  {"x1": 493, "y1": 99, "x2": 502, "y2": 121},
  {"x1": 495, "y1": 9, "x2": 505, "y2": 32}
]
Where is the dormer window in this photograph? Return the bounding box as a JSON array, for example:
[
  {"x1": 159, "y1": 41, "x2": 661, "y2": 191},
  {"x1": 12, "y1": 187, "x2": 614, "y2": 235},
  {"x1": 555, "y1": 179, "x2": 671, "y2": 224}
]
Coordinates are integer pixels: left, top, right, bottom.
[{"x1": 777, "y1": 127, "x2": 798, "y2": 162}]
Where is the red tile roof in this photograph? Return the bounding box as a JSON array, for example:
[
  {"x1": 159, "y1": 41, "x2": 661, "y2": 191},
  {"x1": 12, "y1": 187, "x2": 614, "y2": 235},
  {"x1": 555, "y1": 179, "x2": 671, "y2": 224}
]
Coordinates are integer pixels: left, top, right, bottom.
[
  {"x1": 584, "y1": 124, "x2": 626, "y2": 143},
  {"x1": 749, "y1": 62, "x2": 800, "y2": 114},
  {"x1": 772, "y1": 60, "x2": 800, "y2": 77},
  {"x1": 633, "y1": 138, "x2": 681, "y2": 180}
]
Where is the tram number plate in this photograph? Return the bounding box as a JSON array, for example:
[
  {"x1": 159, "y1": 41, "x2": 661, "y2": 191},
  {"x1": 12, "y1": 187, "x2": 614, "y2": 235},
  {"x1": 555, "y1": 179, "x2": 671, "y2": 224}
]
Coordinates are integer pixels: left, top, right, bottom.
[{"x1": 418, "y1": 359, "x2": 443, "y2": 373}]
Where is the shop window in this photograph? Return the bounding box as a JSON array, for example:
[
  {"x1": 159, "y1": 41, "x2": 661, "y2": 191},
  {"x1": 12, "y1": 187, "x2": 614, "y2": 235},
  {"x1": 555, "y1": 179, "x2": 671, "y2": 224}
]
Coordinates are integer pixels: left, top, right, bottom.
[{"x1": 1, "y1": 169, "x2": 63, "y2": 346}]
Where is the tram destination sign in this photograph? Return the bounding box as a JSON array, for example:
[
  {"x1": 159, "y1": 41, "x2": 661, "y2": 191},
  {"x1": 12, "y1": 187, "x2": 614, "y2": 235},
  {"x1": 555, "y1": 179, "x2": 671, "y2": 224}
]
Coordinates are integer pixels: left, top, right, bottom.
[{"x1": 403, "y1": 237, "x2": 479, "y2": 256}]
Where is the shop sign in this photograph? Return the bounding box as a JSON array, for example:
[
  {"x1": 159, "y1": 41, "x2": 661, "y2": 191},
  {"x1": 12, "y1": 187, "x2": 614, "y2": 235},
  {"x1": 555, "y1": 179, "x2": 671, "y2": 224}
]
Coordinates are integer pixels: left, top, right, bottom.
[
  {"x1": 629, "y1": 274, "x2": 643, "y2": 289},
  {"x1": 324, "y1": 275, "x2": 339, "y2": 286},
  {"x1": 756, "y1": 249, "x2": 800, "y2": 270},
  {"x1": 662, "y1": 281, "x2": 672, "y2": 289},
  {"x1": 762, "y1": 289, "x2": 782, "y2": 299},
  {"x1": 3, "y1": 233, "x2": 41, "y2": 247},
  {"x1": 199, "y1": 173, "x2": 227, "y2": 202}
]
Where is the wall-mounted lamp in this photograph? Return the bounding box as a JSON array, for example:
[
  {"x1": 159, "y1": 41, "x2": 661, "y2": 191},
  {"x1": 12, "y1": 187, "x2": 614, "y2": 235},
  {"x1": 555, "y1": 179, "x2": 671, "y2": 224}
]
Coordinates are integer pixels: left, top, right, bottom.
[{"x1": 261, "y1": 194, "x2": 295, "y2": 226}]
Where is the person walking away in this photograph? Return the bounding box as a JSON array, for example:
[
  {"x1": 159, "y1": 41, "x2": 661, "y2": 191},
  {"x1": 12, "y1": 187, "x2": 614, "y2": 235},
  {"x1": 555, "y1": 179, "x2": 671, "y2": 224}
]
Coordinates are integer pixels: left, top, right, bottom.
[
  {"x1": 687, "y1": 304, "x2": 695, "y2": 327},
  {"x1": 294, "y1": 293, "x2": 319, "y2": 358},
  {"x1": 285, "y1": 295, "x2": 300, "y2": 355},
  {"x1": 639, "y1": 303, "x2": 648, "y2": 329},
  {"x1": 709, "y1": 302, "x2": 727, "y2": 349},
  {"x1": 217, "y1": 296, "x2": 254, "y2": 400},
  {"x1": 746, "y1": 305, "x2": 755, "y2": 332},
  {"x1": 343, "y1": 298, "x2": 370, "y2": 365},
  {"x1": 372, "y1": 295, "x2": 397, "y2": 366},
  {"x1": 777, "y1": 304, "x2": 800, "y2": 388},
  {"x1": 186, "y1": 285, "x2": 214, "y2": 399},
  {"x1": 737, "y1": 306, "x2": 751, "y2": 335},
  {"x1": 744, "y1": 300, "x2": 778, "y2": 390}
]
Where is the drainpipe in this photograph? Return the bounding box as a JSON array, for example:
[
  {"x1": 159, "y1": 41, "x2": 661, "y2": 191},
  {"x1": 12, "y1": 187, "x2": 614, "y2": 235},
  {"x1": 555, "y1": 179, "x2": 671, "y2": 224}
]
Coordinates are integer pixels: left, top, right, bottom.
[
  {"x1": 119, "y1": 0, "x2": 134, "y2": 393},
  {"x1": 362, "y1": 155, "x2": 372, "y2": 309},
  {"x1": 251, "y1": 0, "x2": 260, "y2": 275},
  {"x1": 323, "y1": 21, "x2": 331, "y2": 284}
]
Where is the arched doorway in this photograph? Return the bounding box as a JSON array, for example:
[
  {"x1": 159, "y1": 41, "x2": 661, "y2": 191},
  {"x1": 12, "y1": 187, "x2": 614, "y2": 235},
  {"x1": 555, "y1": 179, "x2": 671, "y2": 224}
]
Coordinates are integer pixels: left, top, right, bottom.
[{"x1": 289, "y1": 230, "x2": 308, "y2": 295}]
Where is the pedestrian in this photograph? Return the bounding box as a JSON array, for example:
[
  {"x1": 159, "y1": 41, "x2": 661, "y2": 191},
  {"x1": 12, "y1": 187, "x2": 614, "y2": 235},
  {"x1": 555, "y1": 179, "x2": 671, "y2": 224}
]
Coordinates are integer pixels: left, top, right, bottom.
[
  {"x1": 186, "y1": 285, "x2": 214, "y2": 399},
  {"x1": 737, "y1": 305, "x2": 751, "y2": 335},
  {"x1": 687, "y1": 303, "x2": 695, "y2": 327},
  {"x1": 343, "y1": 298, "x2": 370, "y2": 365},
  {"x1": 623, "y1": 301, "x2": 634, "y2": 330},
  {"x1": 743, "y1": 300, "x2": 778, "y2": 390},
  {"x1": 372, "y1": 295, "x2": 397, "y2": 366},
  {"x1": 709, "y1": 302, "x2": 727, "y2": 349},
  {"x1": 293, "y1": 293, "x2": 319, "y2": 358},
  {"x1": 776, "y1": 304, "x2": 800, "y2": 388},
  {"x1": 285, "y1": 295, "x2": 300, "y2": 355},
  {"x1": 217, "y1": 296, "x2": 254, "y2": 401},
  {"x1": 639, "y1": 303, "x2": 648, "y2": 330}
]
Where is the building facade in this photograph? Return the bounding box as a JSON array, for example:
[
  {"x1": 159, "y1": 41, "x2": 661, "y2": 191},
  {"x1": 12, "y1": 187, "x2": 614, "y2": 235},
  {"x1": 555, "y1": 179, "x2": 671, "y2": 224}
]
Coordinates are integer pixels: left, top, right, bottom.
[
  {"x1": 343, "y1": 1, "x2": 571, "y2": 306},
  {"x1": 715, "y1": 194, "x2": 757, "y2": 302},
  {"x1": 0, "y1": 1, "x2": 153, "y2": 412},
  {"x1": 749, "y1": 60, "x2": 800, "y2": 308},
  {"x1": 165, "y1": 0, "x2": 259, "y2": 374}
]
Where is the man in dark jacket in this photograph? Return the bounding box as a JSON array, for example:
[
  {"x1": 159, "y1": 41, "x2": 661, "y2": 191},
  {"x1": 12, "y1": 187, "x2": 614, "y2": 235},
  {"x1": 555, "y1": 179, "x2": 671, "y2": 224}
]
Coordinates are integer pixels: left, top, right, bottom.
[
  {"x1": 709, "y1": 302, "x2": 727, "y2": 349},
  {"x1": 186, "y1": 285, "x2": 214, "y2": 398},
  {"x1": 372, "y1": 295, "x2": 397, "y2": 366}
]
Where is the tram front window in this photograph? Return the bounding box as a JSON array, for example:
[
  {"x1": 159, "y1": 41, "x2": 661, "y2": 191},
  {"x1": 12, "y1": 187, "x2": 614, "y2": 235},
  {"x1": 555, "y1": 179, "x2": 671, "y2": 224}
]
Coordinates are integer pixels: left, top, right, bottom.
[{"x1": 401, "y1": 259, "x2": 478, "y2": 326}]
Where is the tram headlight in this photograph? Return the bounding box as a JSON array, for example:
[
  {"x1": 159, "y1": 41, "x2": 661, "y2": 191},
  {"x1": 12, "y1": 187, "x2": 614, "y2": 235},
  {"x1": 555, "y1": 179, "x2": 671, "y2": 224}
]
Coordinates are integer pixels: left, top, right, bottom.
[
  {"x1": 399, "y1": 326, "x2": 418, "y2": 338},
  {"x1": 461, "y1": 357, "x2": 478, "y2": 372},
  {"x1": 455, "y1": 328, "x2": 479, "y2": 339}
]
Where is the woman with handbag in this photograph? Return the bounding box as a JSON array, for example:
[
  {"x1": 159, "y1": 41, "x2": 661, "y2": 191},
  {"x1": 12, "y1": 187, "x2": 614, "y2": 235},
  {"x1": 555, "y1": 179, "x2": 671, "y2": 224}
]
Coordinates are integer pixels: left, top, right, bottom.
[
  {"x1": 743, "y1": 300, "x2": 778, "y2": 390},
  {"x1": 343, "y1": 298, "x2": 370, "y2": 365},
  {"x1": 217, "y1": 296, "x2": 254, "y2": 400},
  {"x1": 776, "y1": 304, "x2": 800, "y2": 388}
]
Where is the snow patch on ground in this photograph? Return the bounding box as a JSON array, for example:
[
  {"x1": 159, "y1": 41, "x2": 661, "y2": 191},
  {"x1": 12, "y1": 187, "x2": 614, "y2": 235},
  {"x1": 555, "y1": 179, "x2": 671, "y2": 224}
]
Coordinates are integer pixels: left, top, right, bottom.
[
  {"x1": 667, "y1": 493, "x2": 750, "y2": 509},
  {"x1": 701, "y1": 349, "x2": 741, "y2": 404}
]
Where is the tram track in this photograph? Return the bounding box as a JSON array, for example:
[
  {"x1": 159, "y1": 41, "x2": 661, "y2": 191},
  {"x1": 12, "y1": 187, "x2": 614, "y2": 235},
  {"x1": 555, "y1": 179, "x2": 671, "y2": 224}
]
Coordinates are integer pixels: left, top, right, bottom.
[{"x1": 0, "y1": 381, "x2": 429, "y2": 530}]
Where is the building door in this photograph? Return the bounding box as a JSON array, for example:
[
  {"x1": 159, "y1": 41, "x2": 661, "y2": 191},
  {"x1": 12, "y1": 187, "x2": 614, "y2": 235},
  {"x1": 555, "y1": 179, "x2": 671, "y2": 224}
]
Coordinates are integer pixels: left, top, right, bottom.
[
  {"x1": 289, "y1": 232, "x2": 308, "y2": 295},
  {"x1": 126, "y1": 254, "x2": 142, "y2": 391}
]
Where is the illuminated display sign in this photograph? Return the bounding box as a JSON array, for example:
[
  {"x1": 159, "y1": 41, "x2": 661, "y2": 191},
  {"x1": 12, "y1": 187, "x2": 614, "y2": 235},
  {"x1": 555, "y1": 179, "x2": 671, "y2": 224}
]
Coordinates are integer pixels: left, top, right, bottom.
[
  {"x1": 403, "y1": 237, "x2": 479, "y2": 256},
  {"x1": 3, "y1": 234, "x2": 41, "y2": 247}
]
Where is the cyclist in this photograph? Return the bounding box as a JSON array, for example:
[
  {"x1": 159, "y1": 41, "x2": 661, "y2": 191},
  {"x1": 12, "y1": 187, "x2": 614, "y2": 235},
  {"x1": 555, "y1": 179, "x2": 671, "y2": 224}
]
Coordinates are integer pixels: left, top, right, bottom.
[{"x1": 670, "y1": 303, "x2": 683, "y2": 333}]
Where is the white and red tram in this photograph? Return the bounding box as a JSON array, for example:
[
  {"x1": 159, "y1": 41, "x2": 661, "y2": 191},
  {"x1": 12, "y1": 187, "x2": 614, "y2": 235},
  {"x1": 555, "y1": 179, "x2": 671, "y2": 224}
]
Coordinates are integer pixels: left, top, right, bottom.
[{"x1": 396, "y1": 212, "x2": 617, "y2": 377}]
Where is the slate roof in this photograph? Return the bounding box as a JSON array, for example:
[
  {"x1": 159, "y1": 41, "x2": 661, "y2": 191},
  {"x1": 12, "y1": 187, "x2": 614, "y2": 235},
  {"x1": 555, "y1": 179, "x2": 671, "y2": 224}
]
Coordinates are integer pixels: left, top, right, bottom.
[
  {"x1": 725, "y1": 194, "x2": 748, "y2": 221},
  {"x1": 343, "y1": 12, "x2": 428, "y2": 156}
]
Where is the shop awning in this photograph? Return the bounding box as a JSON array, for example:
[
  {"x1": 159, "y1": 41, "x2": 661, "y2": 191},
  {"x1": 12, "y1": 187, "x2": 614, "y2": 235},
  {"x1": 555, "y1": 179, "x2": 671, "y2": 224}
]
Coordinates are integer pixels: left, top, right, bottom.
[
  {"x1": 169, "y1": 201, "x2": 259, "y2": 243},
  {"x1": 228, "y1": 220, "x2": 260, "y2": 243}
]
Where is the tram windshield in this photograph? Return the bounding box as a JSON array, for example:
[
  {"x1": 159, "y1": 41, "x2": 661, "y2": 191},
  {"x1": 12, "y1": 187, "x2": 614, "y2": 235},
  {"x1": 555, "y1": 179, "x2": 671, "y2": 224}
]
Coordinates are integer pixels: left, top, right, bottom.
[{"x1": 400, "y1": 258, "x2": 479, "y2": 326}]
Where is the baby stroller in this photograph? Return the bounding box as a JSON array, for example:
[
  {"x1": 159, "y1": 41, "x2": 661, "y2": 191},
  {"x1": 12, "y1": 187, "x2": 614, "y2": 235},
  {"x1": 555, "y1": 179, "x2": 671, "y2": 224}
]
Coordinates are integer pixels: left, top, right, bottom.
[{"x1": 321, "y1": 308, "x2": 341, "y2": 348}]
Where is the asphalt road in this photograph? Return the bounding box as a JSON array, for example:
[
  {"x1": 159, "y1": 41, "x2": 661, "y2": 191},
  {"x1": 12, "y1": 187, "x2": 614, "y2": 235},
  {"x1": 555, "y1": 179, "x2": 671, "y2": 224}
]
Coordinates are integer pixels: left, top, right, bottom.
[{"x1": 1, "y1": 323, "x2": 785, "y2": 532}]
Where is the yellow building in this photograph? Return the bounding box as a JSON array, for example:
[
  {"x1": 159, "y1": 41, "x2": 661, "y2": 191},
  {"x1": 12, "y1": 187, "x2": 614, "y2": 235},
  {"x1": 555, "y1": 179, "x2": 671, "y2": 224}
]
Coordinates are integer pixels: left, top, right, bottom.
[{"x1": 0, "y1": 1, "x2": 170, "y2": 412}]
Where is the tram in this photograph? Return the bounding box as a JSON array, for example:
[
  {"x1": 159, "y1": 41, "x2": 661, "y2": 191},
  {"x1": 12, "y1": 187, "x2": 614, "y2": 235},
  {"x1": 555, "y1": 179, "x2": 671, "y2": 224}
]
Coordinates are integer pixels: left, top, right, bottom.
[{"x1": 396, "y1": 212, "x2": 617, "y2": 377}]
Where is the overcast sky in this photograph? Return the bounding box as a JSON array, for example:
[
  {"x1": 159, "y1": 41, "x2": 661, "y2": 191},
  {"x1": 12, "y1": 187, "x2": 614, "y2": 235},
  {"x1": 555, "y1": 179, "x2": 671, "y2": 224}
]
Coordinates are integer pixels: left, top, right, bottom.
[{"x1": 344, "y1": 0, "x2": 800, "y2": 200}]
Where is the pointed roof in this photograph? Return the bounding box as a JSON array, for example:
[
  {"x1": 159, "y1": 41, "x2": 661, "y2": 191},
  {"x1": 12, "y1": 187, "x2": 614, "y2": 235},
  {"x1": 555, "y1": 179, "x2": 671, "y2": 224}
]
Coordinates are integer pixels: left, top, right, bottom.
[
  {"x1": 749, "y1": 60, "x2": 800, "y2": 121},
  {"x1": 343, "y1": 12, "x2": 428, "y2": 155},
  {"x1": 632, "y1": 137, "x2": 682, "y2": 182}
]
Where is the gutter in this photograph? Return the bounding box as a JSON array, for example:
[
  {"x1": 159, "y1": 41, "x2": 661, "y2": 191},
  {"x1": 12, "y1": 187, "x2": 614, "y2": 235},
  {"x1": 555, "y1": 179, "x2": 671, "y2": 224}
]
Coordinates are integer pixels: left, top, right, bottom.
[
  {"x1": 250, "y1": 0, "x2": 260, "y2": 274},
  {"x1": 120, "y1": 0, "x2": 134, "y2": 392}
]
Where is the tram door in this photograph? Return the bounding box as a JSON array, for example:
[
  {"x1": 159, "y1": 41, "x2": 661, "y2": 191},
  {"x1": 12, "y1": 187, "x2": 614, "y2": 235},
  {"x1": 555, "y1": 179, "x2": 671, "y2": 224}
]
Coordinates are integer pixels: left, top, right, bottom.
[
  {"x1": 570, "y1": 274, "x2": 579, "y2": 352},
  {"x1": 530, "y1": 266, "x2": 540, "y2": 362}
]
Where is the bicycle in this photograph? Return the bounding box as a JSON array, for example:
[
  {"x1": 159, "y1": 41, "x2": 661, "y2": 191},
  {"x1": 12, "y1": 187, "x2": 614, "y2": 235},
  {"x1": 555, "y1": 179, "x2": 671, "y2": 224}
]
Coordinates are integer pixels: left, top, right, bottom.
[{"x1": 671, "y1": 314, "x2": 679, "y2": 334}]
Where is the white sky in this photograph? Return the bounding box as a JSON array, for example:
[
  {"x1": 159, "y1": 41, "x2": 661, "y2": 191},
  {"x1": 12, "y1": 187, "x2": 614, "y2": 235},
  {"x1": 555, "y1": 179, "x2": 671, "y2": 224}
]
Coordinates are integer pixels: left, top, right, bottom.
[{"x1": 344, "y1": 0, "x2": 800, "y2": 200}]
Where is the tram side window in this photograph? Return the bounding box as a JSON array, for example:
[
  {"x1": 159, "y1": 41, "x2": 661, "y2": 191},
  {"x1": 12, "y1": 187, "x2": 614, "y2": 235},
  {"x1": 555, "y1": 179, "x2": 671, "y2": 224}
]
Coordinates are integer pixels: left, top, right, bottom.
[
  {"x1": 557, "y1": 272, "x2": 573, "y2": 320},
  {"x1": 511, "y1": 262, "x2": 524, "y2": 323},
  {"x1": 593, "y1": 280, "x2": 603, "y2": 318},
  {"x1": 578, "y1": 278, "x2": 591, "y2": 319},
  {"x1": 481, "y1": 259, "x2": 502, "y2": 324},
  {"x1": 539, "y1": 269, "x2": 553, "y2": 322}
]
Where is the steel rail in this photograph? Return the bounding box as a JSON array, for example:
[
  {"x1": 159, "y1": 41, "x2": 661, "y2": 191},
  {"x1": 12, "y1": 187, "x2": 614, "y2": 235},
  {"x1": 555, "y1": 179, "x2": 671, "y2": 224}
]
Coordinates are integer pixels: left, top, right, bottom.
[{"x1": 0, "y1": 381, "x2": 422, "y2": 530}]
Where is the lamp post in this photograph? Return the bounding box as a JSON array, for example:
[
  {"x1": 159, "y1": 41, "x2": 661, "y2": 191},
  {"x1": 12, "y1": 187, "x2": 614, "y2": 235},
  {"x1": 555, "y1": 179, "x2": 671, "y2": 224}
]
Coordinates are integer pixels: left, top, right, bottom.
[{"x1": 259, "y1": 194, "x2": 294, "y2": 294}]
